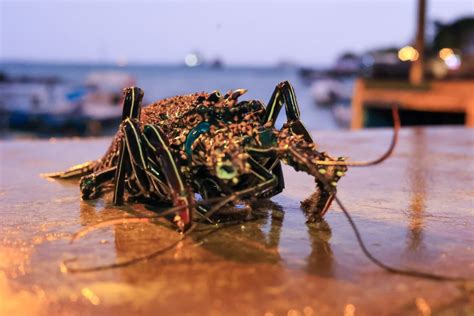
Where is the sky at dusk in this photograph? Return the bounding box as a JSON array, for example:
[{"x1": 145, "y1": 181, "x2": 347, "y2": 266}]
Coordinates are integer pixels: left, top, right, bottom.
[{"x1": 1, "y1": 0, "x2": 473, "y2": 66}]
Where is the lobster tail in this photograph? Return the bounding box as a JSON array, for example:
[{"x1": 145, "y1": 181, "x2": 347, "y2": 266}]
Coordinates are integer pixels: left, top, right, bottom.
[{"x1": 42, "y1": 161, "x2": 97, "y2": 179}]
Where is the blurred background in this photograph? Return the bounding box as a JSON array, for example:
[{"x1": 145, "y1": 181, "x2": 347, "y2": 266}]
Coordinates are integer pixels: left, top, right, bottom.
[{"x1": 0, "y1": 0, "x2": 473, "y2": 138}]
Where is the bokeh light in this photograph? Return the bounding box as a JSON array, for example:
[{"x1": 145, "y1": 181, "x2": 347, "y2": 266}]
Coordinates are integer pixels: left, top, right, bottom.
[
  {"x1": 398, "y1": 46, "x2": 419, "y2": 62},
  {"x1": 445, "y1": 54, "x2": 461, "y2": 70},
  {"x1": 184, "y1": 53, "x2": 199, "y2": 67},
  {"x1": 439, "y1": 48, "x2": 454, "y2": 61}
]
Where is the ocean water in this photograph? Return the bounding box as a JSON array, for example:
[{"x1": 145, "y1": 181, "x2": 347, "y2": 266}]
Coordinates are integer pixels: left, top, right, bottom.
[{"x1": 0, "y1": 63, "x2": 339, "y2": 132}]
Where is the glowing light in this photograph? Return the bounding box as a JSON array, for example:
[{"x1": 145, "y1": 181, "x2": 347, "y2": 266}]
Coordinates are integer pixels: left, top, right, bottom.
[
  {"x1": 398, "y1": 46, "x2": 419, "y2": 62},
  {"x1": 184, "y1": 53, "x2": 199, "y2": 67},
  {"x1": 303, "y1": 306, "x2": 315, "y2": 316},
  {"x1": 415, "y1": 297, "x2": 431, "y2": 316},
  {"x1": 445, "y1": 54, "x2": 461, "y2": 70},
  {"x1": 59, "y1": 262, "x2": 68, "y2": 274},
  {"x1": 81, "y1": 288, "x2": 100, "y2": 305},
  {"x1": 287, "y1": 309, "x2": 301, "y2": 316},
  {"x1": 344, "y1": 304, "x2": 355, "y2": 316},
  {"x1": 439, "y1": 48, "x2": 454, "y2": 61}
]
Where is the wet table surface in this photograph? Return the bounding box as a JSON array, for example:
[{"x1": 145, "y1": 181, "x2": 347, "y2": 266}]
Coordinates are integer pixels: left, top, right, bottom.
[{"x1": 1, "y1": 127, "x2": 473, "y2": 316}]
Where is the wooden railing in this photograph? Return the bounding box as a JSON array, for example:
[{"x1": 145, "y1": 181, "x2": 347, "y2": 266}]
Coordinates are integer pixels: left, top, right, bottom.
[{"x1": 351, "y1": 78, "x2": 474, "y2": 129}]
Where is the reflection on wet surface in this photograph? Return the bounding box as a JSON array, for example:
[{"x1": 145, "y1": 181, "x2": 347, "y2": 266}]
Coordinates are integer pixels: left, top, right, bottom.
[
  {"x1": 193, "y1": 200, "x2": 285, "y2": 265},
  {"x1": 72, "y1": 199, "x2": 335, "y2": 274},
  {"x1": 1, "y1": 127, "x2": 473, "y2": 315},
  {"x1": 406, "y1": 129, "x2": 427, "y2": 252},
  {"x1": 305, "y1": 220, "x2": 334, "y2": 278}
]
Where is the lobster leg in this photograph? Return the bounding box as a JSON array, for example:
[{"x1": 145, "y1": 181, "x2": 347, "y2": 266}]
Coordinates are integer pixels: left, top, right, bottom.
[
  {"x1": 112, "y1": 137, "x2": 130, "y2": 205},
  {"x1": 143, "y1": 124, "x2": 194, "y2": 232},
  {"x1": 144, "y1": 158, "x2": 171, "y2": 200},
  {"x1": 121, "y1": 119, "x2": 151, "y2": 197},
  {"x1": 120, "y1": 87, "x2": 144, "y2": 120},
  {"x1": 261, "y1": 81, "x2": 347, "y2": 220},
  {"x1": 260, "y1": 81, "x2": 315, "y2": 195},
  {"x1": 114, "y1": 118, "x2": 173, "y2": 203},
  {"x1": 247, "y1": 157, "x2": 279, "y2": 199},
  {"x1": 80, "y1": 167, "x2": 116, "y2": 199},
  {"x1": 113, "y1": 87, "x2": 144, "y2": 205},
  {"x1": 274, "y1": 133, "x2": 347, "y2": 221},
  {"x1": 262, "y1": 80, "x2": 313, "y2": 142}
]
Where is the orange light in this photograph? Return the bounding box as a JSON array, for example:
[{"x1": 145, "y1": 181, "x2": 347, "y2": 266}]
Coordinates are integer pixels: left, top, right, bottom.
[
  {"x1": 439, "y1": 48, "x2": 454, "y2": 61},
  {"x1": 81, "y1": 287, "x2": 100, "y2": 305},
  {"x1": 344, "y1": 304, "x2": 356, "y2": 316},
  {"x1": 398, "y1": 46, "x2": 419, "y2": 62}
]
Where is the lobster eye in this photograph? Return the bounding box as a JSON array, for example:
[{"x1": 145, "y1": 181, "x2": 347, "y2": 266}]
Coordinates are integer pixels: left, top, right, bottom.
[{"x1": 216, "y1": 161, "x2": 237, "y2": 180}]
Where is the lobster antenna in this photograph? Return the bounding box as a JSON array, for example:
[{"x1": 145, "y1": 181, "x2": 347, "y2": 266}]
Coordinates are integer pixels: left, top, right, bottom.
[
  {"x1": 315, "y1": 106, "x2": 400, "y2": 167},
  {"x1": 62, "y1": 218, "x2": 243, "y2": 273},
  {"x1": 289, "y1": 136, "x2": 470, "y2": 282},
  {"x1": 63, "y1": 223, "x2": 197, "y2": 273},
  {"x1": 70, "y1": 204, "x2": 189, "y2": 243},
  {"x1": 334, "y1": 195, "x2": 470, "y2": 282},
  {"x1": 69, "y1": 195, "x2": 237, "y2": 244},
  {"x1": 62, "y1": 194, "x2": 240, "y2": 273}
]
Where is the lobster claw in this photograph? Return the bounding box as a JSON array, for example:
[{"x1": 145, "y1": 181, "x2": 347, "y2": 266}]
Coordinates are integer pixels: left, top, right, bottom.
[{"x1": 301, "y1": 186, "x2": 337, "y2": 223}]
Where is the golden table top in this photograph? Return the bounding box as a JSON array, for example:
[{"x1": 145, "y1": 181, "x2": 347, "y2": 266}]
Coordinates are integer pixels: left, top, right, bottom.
[{"x1": 1, "y1": 127, "x2": 473, "y2": 315}]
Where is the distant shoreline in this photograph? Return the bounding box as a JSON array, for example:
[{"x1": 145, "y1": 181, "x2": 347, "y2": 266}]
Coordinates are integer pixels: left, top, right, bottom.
[{"x1": 0, "y1": 60, "x2": 327, "y2": 71}]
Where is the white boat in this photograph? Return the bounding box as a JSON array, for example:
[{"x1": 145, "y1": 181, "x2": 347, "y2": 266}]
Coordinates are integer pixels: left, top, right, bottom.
[
  {"x1": 310, "y1": 78, "x2": 352, "y2": 106},
  {"x1": 81, "y1": 71, "x2": 136, "y2": 120},
  {"x1": 0, "y1": 71, "x2": 135, "y2": 135}
]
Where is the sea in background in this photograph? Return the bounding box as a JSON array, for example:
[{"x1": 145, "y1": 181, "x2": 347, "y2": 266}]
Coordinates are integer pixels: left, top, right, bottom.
[{"x1": 0, "y1": 62, "x2": 341, "y2": 138}]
